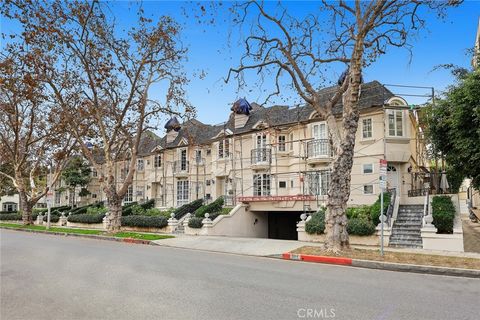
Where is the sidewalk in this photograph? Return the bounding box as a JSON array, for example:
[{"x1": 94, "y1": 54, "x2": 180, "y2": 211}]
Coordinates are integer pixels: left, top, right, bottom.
[
  {"x1": 152, "y1": 234, "x2": 323, "y2": 256},
  {"x1": 462, "y1": 217, "x2": 480, "y2": 254},
  {"x1": 153, "y1": 234, "x2": 480, "y2": 259}
]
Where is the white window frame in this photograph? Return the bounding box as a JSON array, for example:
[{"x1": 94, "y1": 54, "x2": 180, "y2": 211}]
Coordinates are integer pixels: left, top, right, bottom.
[
  {"x1": 2, "y1": 202, "x2": 17, "y2": 212},
  {"x1": 278, "y1": 135, "x2": 286, "y2": 152},
  {"x1": 363, "y1": 184, "x2": 374, "y2": 195},
  {"x1": 179, "y1": 148, "x2": 188, "y2": 171},
  {"x1": 289, "y1": 133, "x2": 294, "y2": 151},
  {"x1": 91, "y1": 168, "x2": 98, "y2": 177},
  {"x1": 363, "y1": 163, "x2": 374, "y2": 174},
  {"x1": 218, "y1": 139, "x2": 230, "y2": 159},
  {"x1": 137, "y1": 159, "x2": 145, "y2": 172},
  {"x1": 154, "y1": 154, "x2": 162, "y2": 168},
  {"x1": 253, "y1": 173, "x2": 271, "y2": 196},
  {"x1": 387, "y1": 110, "x2": 404, "y2": 137},
  {"x1": 307, "y1": 170, "x2": 331, "y2": 196},
  {"x1": 362, "y1": 118, "x2": 373, "y2": 139},
  {"x1": 124, "y1": 185, "x2": 133, "y2": 203},
  {"x1": 176, "y1": 179, "x2": 189, "y2": 206}
]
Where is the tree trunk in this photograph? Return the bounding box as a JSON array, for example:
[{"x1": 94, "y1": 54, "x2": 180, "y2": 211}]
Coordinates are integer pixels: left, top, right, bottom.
[
  {"x1": 19, "y1": 191, "x2": 33, "y2": 225},
  {"x1": 325, "y1": 140, "x2": 356, "y2": 252},
  {"x1": 324, "y1": 86, "x2": 361, "y2": 252},
  {"x1": 106, "y1": 196, "x2": 122, "y2": 233}
]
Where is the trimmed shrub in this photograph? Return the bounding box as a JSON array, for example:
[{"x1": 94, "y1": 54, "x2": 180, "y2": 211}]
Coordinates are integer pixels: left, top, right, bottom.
[
  {"x1": 70, "y1": 202, "x2": 103, "y2": 215},
  {"x1": 370, "y1": 192, "x2": 391, "y2": 226},
  {"x1": 432, "y1": 196, "x2": 455, "y2": 234},
  {"x1": 347, "y1": 218, "x2": 376, "y2": 236},
  {"x1": 305, "y1": 209, "x2": 326, "y2": 235},
  {"x1": 43, "y1": 215, "x2": 60, "y2": 223},
  {"x1": 346, "y1": 206, "x2": 371, "y2": 220},
  {"x1": 174, "y1": 199, "x2": 203, "y2": 219},
  {"x1": 195, "y1": 197, "x2": 224, "y2": 218},
  {"x1": 188, "y1": 217, "x2": 203, "y2": 228},
  {"x1": 86, "y1": 206, "x2": 108, "y2": 215},
  {"x1": 121, "y1": 215, "x2": 168, "y2": 228},
  {"x1": 130, "y1": 205, "x2": 145, "y2": 215},
  {"x1": 33, "y1": 208, "x2": 48, "y2": 214},
  {"x1": 67, "y1": 213, "x2": 104, "y2": 224},
  {"x1": 140, "y1": 199, "x2": 155, "y2": 210},
  {"x1": 0, "y1": 213, "x2": 22, "y2": 220},
  {"x1": 122, "y1": 202, "x2": 138, "y2": 216}
]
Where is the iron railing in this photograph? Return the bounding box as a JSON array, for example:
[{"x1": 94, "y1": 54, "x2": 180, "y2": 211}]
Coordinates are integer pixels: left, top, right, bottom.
[
  {"x1": 307, "y1": 139, "x2": 331, "y2": 158},
  {"x1": 386, "y1": 188, "x2": 396, "y2": 226},
  {"x1": 251, "y1": 148, "x2": 272, "y2": 164}
]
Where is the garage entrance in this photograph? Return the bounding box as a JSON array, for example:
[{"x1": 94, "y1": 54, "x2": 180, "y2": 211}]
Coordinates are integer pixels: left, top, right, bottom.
[{"x1": 267, "y1": 211, "x2": 303, "y2": 240}]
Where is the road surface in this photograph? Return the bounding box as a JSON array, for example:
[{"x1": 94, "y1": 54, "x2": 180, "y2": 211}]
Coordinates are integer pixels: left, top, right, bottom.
[{"x1": 1, "y1": 230, "x2": 478, "y2": 320}]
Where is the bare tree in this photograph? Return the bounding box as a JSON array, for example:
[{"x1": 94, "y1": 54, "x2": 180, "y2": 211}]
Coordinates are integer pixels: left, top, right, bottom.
[
  {"x1": 226, "y1": 0, "x2": 458, "y2": 252},
  {"x1": 3, "y1": 0, "x2": 192, "y2": 231},
  {"x1": 0, "y1": 47, "x2": 75, "y2": 224}
]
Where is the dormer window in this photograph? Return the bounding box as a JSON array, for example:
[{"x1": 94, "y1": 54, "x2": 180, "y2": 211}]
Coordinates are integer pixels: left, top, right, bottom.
[{"x1": 388, "y1": 110, "x2": 404, "y2": 137}]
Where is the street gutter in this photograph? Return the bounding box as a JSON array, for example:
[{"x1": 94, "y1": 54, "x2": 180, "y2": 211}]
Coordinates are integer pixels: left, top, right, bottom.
[
  {"x1": 274, "y1": 252, "x2": 480, "y2": 278},
  {"x1": 0, "y1": 226, "x2": 158, "y2": 246}
]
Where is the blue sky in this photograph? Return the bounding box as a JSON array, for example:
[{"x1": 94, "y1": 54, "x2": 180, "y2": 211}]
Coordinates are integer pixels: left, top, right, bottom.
[
  {"x1": 2, "y1": 1, "x2": 479, "y2": 127},
  {"x1": 134, "y1": 1, "x2": 478, "y2": 126}
]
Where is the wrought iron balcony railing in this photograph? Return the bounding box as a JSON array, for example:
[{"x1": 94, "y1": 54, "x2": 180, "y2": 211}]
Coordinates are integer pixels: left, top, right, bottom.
[
  {"x1": 307, "y1": 139, "x2": 331, "y2": 158},
  {"x1": 250, "y1": 148, "x2": 272, "y2": 165}
]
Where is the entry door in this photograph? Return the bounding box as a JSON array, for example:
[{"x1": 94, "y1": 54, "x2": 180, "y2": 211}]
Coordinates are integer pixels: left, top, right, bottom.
[
  {"x1": 387, "y1": 164, "x2": 398, "y2": 191},
  {"x1": 216, "y1": 177, "x2": 225, "y2": 198}
]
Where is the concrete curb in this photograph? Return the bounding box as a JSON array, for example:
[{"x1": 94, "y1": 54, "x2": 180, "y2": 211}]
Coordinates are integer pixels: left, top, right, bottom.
[
  {"x1": 277, "y1": 252, "x2": 480, "y2": 278},
  {"x1": 0, "y1": 226, "x2": 157, "y2": 246}
]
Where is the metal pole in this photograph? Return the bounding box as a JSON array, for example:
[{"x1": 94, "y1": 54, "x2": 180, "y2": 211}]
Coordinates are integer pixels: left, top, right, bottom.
[
  {"x1": 46, "y1": 164, "x2": 52, "y2": 230},
  {"x1": 380, "y1": 189, "x2": 384, "y2": 256}
]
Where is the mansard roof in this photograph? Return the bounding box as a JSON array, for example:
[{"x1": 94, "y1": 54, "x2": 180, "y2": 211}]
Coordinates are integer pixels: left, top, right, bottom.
[{"x1": 148, "y1": 80, "x2": 394, "y2": 151}]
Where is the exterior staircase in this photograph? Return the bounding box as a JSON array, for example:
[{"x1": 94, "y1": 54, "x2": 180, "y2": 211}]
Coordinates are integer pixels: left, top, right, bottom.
[{"x1": 389, "y1": 205, "x2": 424, "y2": 248}]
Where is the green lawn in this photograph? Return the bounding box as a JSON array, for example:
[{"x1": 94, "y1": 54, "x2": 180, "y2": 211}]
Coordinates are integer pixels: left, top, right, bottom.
[{"x1": 0, "y1": 223, "x2": 174, "y2": 240}]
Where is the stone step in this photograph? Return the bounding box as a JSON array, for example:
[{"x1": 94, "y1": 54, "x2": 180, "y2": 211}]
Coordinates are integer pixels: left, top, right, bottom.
[
  {"x1": 389, "y1": 243, "x2": 423, "y2": 249},
  {"x1": 392, "y1": 226, "x2": 421, "y2": 232},
  {"x1": 391, "y1": 231, "x2": 421, "y2": 236},
  {"x1": 389, "y1": 237, "x2": 422, "y2": 243}
]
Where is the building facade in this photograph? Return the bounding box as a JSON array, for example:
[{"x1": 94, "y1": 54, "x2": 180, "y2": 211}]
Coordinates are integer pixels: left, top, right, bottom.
[{"x1": 53, "y1": 81, "x2": 428, "y2": 218}]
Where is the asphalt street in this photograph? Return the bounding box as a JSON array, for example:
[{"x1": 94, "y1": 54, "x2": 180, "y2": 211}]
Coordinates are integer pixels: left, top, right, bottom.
[{"x1": 1, "y1": 229, "x2": 479, "y2": 320}]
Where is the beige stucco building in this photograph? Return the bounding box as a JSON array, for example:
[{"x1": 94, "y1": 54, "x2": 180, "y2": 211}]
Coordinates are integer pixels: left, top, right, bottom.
[{"x1": 53, "y1": 81, "x2": 428, "y2": 225}]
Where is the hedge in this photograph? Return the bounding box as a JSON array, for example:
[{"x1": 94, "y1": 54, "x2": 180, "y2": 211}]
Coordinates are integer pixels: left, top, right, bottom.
[
  {"x1": 370, "y1": 192, "x2": 391, "y2": 225},
  {"x1": 174, "y1": 199, "x2": 203, "y2": 219},
  {"x1": 43, "y1": 215, "x2": 60, "y2": 223},
  {"x1": 121, "y1": 215, "x2": 168, "y2": 228},
  {"x1": 67, "y1": 213, "x2": 104, "y2": 224},
  {"x1": 122, "y1": 202, "x2": 139, "y2": 216},
  {"x1": 347, "y1": 218, "x2": 376, "y2": 236},
  {"x1": 346, "y1": 206, "x2": 371, "y2": 220},
  {"x1": 188, "y1": 217, "x2": 203, "y2": 228},
  {"x1": 195, "y1": 197, "x2": 224, "y2": 218},
  {"x1": 305, "y1": 209, "x2": 326, "y2": 235},
  {"x1": 70, "y1": 202, "x2": 103, "y2": 215},
  {"x1": 0, "y1": 213, "x2": 22, "y2": 220},
  {"x1": 432, "y1": 196, "x2": 455, "y2": 234}
]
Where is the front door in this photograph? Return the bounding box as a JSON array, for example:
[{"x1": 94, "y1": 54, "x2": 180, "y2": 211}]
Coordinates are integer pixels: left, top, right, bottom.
[{"x1": 387, "y1": 164, "x2": 399, "y2": 191}]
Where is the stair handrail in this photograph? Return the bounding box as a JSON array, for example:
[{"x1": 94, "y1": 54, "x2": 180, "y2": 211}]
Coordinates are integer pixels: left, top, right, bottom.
[{"x1": 386, "y1": 188, "x2": 396, "y2": 227}]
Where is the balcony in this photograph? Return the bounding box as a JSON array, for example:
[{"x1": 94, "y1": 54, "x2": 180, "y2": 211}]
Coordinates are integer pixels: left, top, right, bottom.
[
  {"x1": 173, "y1": 160, "x2": 189, "y2": 177},
  {"x1": 193, "y1": 157, "x2": 206, "y2": 166},
  {"x1": 250, "y1": 148, "x2": 271, "y2": 170},
  {"x1": 306, "y1": 139, "x2": 332, "y2": 164}
]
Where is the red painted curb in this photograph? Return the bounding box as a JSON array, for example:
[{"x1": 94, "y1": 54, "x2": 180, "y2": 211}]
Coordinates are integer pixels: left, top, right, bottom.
[
  {"x1": 282, "y1": 253, "x2": 291, "y2": 259},
  {"x1": 122, "y1": 238, "x2": 150, "y2": 245},
  {"x1": 299, "y1": 254, "x2": 352, "y2": 265}
]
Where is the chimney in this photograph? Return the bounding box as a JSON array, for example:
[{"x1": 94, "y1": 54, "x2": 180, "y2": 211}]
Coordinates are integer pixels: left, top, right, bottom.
[
  {"x1": 166, "y1": 130, "x2": 178, "y2": 144},
  {"x1": 234, "y1": 113, "x2": 249, "y2": 129}
]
